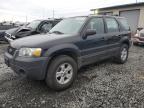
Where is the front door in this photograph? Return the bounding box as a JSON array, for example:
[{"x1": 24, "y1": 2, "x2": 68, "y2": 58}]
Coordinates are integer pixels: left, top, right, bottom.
[{"x1": 80, "y1": 17, "x2": 109, "y2": 65}]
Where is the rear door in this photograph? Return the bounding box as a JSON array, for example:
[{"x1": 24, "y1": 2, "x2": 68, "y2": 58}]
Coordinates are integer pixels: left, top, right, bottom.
[{"x1": 104, "y1": 17, "x2": 121, "y2": 55}]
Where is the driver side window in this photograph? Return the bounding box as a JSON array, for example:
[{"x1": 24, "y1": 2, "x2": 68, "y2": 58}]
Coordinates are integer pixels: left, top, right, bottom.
[
  {"x1": 87, "y1": 18, "x2": 104, "y2": 34},
  {"x1": 40, "y1": 23, "x2": 53, "y2": 33}
]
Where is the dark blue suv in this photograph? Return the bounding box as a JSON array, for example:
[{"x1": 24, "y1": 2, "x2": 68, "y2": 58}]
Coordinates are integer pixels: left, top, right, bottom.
[{"x1": 4, "y1": 15, "x2": 132, "y2": 91}]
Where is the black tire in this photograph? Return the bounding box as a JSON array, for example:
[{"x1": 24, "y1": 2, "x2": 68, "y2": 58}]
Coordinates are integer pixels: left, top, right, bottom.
[
  {"x1": 45, "y1": 55, "x2": 77, "y2": 91},
  {"x1": 114, "y1": 44, "x2": 129, "y2": 64}
]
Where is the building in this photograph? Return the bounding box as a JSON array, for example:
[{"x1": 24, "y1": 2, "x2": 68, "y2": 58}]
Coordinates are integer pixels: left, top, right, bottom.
[{"x1": 91, "y1": 2, "x2": 144, "y2": 32}]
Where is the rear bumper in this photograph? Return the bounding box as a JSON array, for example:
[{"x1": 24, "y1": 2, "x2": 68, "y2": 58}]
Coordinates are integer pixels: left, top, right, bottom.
[{"x1": 4, "y1": 52, "x2": 49, "y2": 80}]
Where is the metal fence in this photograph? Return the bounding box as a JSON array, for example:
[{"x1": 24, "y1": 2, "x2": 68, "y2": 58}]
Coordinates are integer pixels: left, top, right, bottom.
[{"x1": 0, "y1": 25, "x2": 17, "y2": 30}]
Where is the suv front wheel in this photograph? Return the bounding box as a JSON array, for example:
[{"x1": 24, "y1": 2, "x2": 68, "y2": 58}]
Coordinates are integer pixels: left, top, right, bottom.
[
  {"x1": 45, "y1": 55, "x2": 77, "y2": 91},
  {"x1": 114, "y1": 44, "x2": 129, "y2": 64}
]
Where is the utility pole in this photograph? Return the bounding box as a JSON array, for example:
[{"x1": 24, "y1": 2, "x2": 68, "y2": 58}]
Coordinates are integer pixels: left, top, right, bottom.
[
  {"x1": 12, "y1": 16, "x2": 14, "y2": 22},
  {"x1": 26, "y1": 16, "x2": 27, "y2": 23},
  {"x1": 53, "y1": 9, "x2": 55, "y2": 19}
]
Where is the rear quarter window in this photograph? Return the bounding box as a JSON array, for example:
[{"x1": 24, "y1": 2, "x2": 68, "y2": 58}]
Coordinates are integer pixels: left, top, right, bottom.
[{"x1": 118, "y1": 18, "x2": 130, "y2": 31}]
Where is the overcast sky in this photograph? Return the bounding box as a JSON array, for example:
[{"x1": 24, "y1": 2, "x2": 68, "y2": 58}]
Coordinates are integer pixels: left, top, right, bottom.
[{"x1": 0, "y1": 0, "x2": 144, "y2": 22}]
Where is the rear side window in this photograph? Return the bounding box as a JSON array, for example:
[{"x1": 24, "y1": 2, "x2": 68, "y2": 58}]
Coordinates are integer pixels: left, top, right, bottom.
[
  {"x1": 87, "y1": 18, "x2": 104, "y2": 34},
  {"x1": 105, "y1": 18, "x2": 119, "y2": 33},
  {"x1": 118, "y1": 18, "x2": 129, "y2": 31}
]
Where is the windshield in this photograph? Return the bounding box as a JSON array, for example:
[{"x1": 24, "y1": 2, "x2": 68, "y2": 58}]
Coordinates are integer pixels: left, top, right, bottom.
[
  {"x1": 49, "y1": 17, "x2": 86, "y2": 34},
  {"x1": 26, "y1": 20, "x2": 41, "y2": 29}
]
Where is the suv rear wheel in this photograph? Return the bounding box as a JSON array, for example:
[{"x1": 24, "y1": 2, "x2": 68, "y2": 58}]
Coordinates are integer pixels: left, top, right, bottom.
[
  {"x1": 45, "y1": 55, "x2": 77, "y2": 91},
  {"x1": 114, "y1": 44, "x2": 129, "y2": 64}
]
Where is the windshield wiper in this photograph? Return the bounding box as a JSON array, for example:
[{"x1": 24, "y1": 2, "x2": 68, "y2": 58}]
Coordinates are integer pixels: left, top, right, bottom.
[{"x1": 49, "y1": 31, "x2": 64, "y2": 34}]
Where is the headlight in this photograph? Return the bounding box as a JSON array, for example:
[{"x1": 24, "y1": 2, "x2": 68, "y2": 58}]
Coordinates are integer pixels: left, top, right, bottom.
[
  {"x1": 135, "y1": 33, "x2": 139, "y2": 37},
  {"x1": 19, "y1": 48, "x2": 42, "y2": 57},
  {"x1": 11, "y1": 35, "x2": 16, "y2": 39}
]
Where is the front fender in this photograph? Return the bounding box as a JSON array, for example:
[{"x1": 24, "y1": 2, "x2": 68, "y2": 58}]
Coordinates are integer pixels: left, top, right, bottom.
[{"x1": 44, "y1": 43, "x2": 81, "y2": 57}]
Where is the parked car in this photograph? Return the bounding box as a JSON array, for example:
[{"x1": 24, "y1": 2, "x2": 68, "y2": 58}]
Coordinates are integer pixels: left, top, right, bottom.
[
  {"x1": 0, "y1": 30, "x2": 7, "y2": 42},
  {"x1": 5, "y1": 19, "x2": 61, "y2": 42},
  {"x1": 4, "y1": 15, "x2": 132, "y2": 91},
  {"x1": 0, "y1": 23, "x2": 27, "y2": 42},
  {"x1": 132, "y1": 28, "x2": 144, "y2": 45}
]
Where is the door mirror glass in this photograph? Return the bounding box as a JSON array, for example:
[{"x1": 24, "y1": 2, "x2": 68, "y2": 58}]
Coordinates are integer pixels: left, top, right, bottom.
[{"x1": 85, "y1": 29, "x2": 96, "y2": 36}]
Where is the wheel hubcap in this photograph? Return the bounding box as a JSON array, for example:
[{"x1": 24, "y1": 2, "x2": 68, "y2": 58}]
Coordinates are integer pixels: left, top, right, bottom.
[
  {"x1": 56, "y1": 63, "x2": 73, "y2": 84},
  {"x1": 121, "y1": 48, "x2": 127, "y2": 61}
]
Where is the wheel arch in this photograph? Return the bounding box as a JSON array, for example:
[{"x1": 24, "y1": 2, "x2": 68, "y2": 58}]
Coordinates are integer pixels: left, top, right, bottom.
[
  {"x1": 44, "y1": 44, "x2": 81, "y2": 78},
  {"x1": 120, "y1": 37, "x2": 131, "y2": 48},
  {"x1": 49, "y1": 48, "x2": 80, "y2": 62}
]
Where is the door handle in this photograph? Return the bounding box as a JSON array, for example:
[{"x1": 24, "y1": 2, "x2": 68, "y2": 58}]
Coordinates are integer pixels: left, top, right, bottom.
[
  {"x1": 112, "y1": 35, "x2": 120, "y2": 38},
  {"x1": 115, "y1": 35, "x2": 120, "y2": 37},
  {"x1": 100, "y1": 37, "x2": 105, "y2": 40}
]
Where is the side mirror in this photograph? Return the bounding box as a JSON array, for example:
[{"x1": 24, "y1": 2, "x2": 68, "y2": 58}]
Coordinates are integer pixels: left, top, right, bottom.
[
  {"x1": 85, "y1": 29, "x2": 96, "y2": 37},
  {"x1": 137, "y1": 27, "x2": 143, "y2": 31}
]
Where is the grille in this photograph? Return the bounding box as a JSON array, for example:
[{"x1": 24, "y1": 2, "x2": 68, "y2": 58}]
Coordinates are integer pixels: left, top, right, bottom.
[{"x1": 7, "y1": 46, "x2": 16, "y2": 56}]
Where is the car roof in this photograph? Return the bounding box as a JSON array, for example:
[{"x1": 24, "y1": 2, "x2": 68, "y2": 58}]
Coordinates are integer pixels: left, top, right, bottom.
[
  {"x1": 34, "y1": 19, "x2": 62, "y2": 22},
  {"x1": 67, "y1": 15, "x2": 125, "y2": 19},
  {"x1": 89, "y1": 15, "x2": 126, "y2": 19}
]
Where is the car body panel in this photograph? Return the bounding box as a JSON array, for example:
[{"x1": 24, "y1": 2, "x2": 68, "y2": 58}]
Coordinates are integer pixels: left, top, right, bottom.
[
  {"x1": 132, "y1": 29, "x2": 144, "y2": 45},
  {"x1": 0, "y1": 30, "x2": 6, "y2": 41},
  {"x1": 4, "y1": 15, "x2": 131, "y2": 80}
]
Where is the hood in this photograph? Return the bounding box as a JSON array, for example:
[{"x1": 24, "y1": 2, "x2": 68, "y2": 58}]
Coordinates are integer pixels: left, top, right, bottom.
[
  {"x1": 6, "y1": 27, "x2": 19, "y2": 35},
  {"x1": 6, "y1": 26, "x2": 33, "y2": 37},
  {"x1": 10, "y1": 33, "x2": 74, "y2": 49}
]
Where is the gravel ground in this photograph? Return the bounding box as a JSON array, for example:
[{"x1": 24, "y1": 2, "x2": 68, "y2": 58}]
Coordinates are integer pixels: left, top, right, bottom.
[{"x1": 0, "y1": 44, "x2": 144, "y2": 108}]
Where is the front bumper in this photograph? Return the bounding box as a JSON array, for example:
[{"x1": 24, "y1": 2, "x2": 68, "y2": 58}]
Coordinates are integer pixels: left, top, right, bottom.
[
  {"x1": 132, "y1": 37, "x2": 144, "y2": 45},
  {"x1": 4, "y1": 36, "x2": 14, "y2": 42},
  {"x1": 4, "y1": 52, "x2": 49, "y2": 80},
  {"x1": 4, "y1": 33, "x2": 16, "y2": 43}
]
